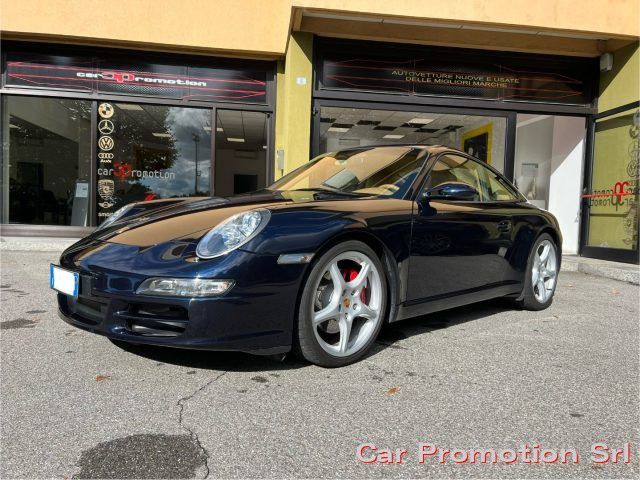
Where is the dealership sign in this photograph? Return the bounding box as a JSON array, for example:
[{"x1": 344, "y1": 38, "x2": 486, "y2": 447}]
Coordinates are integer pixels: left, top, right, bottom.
[
  {"x1": 5, "y1": 52, "x2": 268, "y2": 103},
  {"x1": 77, "y1": 70, "x2": 208, "y2": 87},
  {"x1": 317, "y1": 39, "x2": 596, "y2": 105}
]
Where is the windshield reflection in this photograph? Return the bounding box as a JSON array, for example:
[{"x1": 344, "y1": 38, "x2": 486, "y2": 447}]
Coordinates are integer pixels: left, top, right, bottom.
[{"x1": 269, "y1": 146, "x2": 427, "y2": 198}]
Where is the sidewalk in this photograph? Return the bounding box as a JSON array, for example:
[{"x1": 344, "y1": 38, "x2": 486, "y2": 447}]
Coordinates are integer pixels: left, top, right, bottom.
[{"x1": 1, "y1": 236, "x2": 638, "y2": 285}]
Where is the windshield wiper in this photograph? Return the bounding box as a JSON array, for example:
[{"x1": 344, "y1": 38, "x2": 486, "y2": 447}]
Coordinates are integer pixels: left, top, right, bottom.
[{"x1": 288, "y1": 187, "x2": 366, "y2": 197}]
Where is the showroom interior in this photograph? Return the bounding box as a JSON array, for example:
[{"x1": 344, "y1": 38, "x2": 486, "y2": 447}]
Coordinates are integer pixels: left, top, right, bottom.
[{"x1": 0, "y1": 1, "x2": 638, "y2": 263}]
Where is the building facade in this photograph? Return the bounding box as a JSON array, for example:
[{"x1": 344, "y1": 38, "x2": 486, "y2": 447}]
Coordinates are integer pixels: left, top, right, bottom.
[{"x1": 1, "y1": 0, "x2": 639, "y2": 263}]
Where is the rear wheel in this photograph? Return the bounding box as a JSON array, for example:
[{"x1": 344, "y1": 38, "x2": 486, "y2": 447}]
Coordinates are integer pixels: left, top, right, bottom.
[
  {"x1": 517, "y1": 233, "x2": 559, "y2": 311},
  {"x1": 295, "y1": 241, "x2": 387, "y2": 367}
]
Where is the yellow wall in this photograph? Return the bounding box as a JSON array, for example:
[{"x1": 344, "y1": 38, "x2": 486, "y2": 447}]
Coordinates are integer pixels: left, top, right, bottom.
[
  {"x1": 2, "y1": 0, "x2": 638, "y2": 57},
  {"x1": 0, "y1": 0, "x2": 293, "y2": 58},
  {"x1": 599, "y1": 43, "x2": 640, "y2": 112}
]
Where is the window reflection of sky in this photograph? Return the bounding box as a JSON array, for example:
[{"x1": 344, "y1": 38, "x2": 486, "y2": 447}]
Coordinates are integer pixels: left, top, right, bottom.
[{"x1": 140, "y1": 107, "x2": 211, "y2": 198}]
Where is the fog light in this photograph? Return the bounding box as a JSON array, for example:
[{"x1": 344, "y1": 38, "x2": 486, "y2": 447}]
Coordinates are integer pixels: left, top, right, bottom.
[{"x1": 136, "y1": 278, "x2": 234, "y2": 297}]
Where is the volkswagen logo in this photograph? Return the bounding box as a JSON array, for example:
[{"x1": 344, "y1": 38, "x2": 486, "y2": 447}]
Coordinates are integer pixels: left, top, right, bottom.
[{"x1": 98, "y1": 136, "x2": 114, "y2": 151}]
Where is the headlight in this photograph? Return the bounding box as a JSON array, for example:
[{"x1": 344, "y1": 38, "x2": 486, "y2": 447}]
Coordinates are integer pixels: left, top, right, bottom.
[
  {"x1": 137, "y1": 277, "x2": 234, "y2": 297},
  {"x1": 96, "y1": 204, "x2": 133, "y2": 231},
  {"x1": 196, "y1": 209, "x2": 271, "y2": 259}
]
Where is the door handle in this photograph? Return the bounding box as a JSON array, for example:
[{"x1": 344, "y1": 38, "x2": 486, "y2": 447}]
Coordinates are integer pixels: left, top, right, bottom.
[{"x1": 497, "y1": 220, "x2": 512, "y2": 233}]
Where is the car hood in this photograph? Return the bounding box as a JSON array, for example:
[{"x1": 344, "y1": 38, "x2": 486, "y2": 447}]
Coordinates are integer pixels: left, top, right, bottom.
[{"x1": 89, "y1": 190, "x2": 360, "y2": 248}]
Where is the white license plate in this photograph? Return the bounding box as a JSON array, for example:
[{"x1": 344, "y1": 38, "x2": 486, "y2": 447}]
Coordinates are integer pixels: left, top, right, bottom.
[{"x1": 50, "y1": 265, "x2": 79, "y2": 298}]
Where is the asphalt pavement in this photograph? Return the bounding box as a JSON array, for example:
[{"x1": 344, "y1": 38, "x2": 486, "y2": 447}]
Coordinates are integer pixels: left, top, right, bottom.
[{"x1": 1, "y1": 250, "x2": 638, "y2": 479}]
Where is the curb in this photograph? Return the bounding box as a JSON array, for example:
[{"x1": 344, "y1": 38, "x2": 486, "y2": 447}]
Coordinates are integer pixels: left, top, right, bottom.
[
  {"x1": 0, "y1": 236, "x2": 80, "y2": 252},
  {"x1": 562, "y1": 256, "x2": 639, "y2": 285}
]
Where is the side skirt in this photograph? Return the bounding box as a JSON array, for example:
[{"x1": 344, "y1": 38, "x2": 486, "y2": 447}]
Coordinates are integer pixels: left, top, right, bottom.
[{"x1": 393, "y1": 283, "x2": 522, "y2": 322}]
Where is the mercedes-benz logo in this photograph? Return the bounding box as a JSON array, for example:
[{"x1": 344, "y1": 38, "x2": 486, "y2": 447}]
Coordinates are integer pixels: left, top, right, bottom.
[
  {"x1": 98, "y1": 120, "x2": 114, "y2": 135},
  {"x1": 98, "y1": 136, "x2": 114, "y2": 151}
]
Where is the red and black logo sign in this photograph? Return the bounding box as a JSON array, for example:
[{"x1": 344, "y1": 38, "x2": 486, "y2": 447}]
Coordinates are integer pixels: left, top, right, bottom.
[{"x1": 6, "y1": 55, "x2": 268, "y2": 103}]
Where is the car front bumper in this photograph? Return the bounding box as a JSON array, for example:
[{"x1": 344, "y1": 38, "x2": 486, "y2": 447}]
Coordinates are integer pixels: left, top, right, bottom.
[{"x1": 56, "y1": 240, "x2": 308, "y2": 354}]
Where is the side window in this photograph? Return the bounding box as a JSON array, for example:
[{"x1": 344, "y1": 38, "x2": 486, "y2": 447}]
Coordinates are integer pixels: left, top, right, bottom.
[
  {"x1": 425, "y1": 155, "x2": 486, "y2": 201},
  {"x1": 425, "y1": 154, "x2": 520, "y2": 202},
  {"x1": 482, "y1": 167, "x2": 521, "y2": 201}
]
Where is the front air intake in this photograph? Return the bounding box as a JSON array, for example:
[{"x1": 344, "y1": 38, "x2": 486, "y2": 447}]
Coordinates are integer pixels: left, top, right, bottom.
[{"x1": 115, "y1": 304, "x2": 189, "y2": 337}]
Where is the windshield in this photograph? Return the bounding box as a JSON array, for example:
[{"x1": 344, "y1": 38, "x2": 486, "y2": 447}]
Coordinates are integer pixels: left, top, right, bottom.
[{"x1": 268, "y1": 146, "x2": 427, "y2": 198}]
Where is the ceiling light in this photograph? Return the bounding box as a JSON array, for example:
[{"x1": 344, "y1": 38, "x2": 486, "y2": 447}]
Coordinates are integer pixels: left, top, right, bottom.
[
  {"x1": 203, "y1": 126, "x2": 211, "y2": 132},
  {"x1": 227, "y1": 137, "x2": 245, "y2": 143},
  {"x1": 152, "y1": 132, "x2": 172, "y2": 138},
  {"x1": 383, "y1": 134, "x2": 405, "y2": 139},
  {"x1": 116, "y1": 104, "x2": 144, "y2": 111},
  {"x1": 408, "y1": 118, "x2": 435, "y2": 124},
  {"x1": 327, "y1": 123, "x2": 353, "y2": 133},
  {"x1": 9, "y1": 124, "x2": 20, "y2": 129},
  {"x1": 216, "y1": 127, "x2": 224, "y2": 132}
]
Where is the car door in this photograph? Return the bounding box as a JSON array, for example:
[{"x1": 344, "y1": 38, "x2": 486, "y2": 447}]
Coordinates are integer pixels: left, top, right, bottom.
[{"x1": 406, "y1": 153, "x2": 515, "y2": 304}]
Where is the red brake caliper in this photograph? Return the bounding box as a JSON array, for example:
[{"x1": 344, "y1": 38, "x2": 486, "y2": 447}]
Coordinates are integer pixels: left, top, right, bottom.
[{"x1": 342, "y1": 268, "x2": 367, "y2": 302}]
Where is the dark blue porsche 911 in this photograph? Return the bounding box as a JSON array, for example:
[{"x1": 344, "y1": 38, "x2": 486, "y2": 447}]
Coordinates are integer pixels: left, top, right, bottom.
[{"x1": 52, "y1": 145, "x2": 561, "y2": 367}]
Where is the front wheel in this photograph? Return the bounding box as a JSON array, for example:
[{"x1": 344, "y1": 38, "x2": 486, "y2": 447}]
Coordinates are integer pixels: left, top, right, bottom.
[
  {"x1": 294, "y1": 241, "x2": 388, "y2": 367},
  {"x1": 517, "y1": 233, "x2": 559, "y2": 311}
]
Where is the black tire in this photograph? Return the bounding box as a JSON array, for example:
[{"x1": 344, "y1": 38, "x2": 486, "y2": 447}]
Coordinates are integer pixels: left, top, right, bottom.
[
  {"x1": 294, "y1": 240, "x2": 388, "y2": 368},
  {"x1": 516, "y1": 233, "x2": 559, "y2": 311}
]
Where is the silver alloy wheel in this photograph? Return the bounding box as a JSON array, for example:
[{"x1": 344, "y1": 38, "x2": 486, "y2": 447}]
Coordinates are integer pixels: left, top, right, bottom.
[
  {"x1": 532, "y1": 239, "x2": 558, "y2": 303},
  {"x1": 311, "y1": 251, "x2": 383, "y2": 357}
]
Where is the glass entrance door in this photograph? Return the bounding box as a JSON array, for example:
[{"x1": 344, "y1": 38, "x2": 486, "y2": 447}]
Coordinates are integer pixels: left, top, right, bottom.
[{"x1": 315, "y1": 104, "x2": 509, "y2": 173}]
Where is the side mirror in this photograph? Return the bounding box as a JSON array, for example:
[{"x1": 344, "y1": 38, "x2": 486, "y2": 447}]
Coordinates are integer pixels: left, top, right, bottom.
[{"x1": 422, "y1": 182, "x2": 479, "y2": 201}]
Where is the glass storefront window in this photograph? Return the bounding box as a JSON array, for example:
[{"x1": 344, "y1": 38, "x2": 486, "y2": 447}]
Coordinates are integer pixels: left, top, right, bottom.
[
  {"x1": 586, "y1": 108, "x2": 639, "y2": 251},
  {"x1": 96, "y1": 102, "x2": 212, "y2": 223},
  {"x1": 1, "y1": 96, "x2": 92, "y2": 226},
  {"x1": 318, "y1": 106, "x2": 507, "y2": 173},
  {"x1": 214, "y1": 110, "x2": 268, "y2": 197}
]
